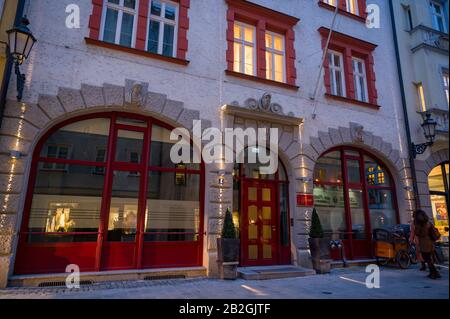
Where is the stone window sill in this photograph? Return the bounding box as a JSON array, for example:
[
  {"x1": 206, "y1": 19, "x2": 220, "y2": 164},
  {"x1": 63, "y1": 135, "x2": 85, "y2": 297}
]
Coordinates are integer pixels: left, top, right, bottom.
[
  {"x1": 225, "y1": 70, "x2": 299, "y2": 91},
  {"x1": 318, "y1": 1, "x2": 366, "y2": 24},
  {"x1": 85, "y1": 38, "x2": 190, "y2": 66},
  {"x1": 325, "y1": 93, "x2": 380, "y2": 110}
]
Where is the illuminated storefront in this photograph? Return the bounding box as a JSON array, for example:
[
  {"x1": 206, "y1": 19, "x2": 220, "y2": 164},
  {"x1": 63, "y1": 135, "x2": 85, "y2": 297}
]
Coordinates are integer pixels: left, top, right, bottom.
[{"x1": 428, "y1": 162, "x2": 449, "y2": 243}]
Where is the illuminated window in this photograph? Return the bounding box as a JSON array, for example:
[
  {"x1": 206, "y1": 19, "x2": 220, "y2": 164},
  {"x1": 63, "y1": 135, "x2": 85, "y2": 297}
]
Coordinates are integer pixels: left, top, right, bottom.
[
  {"x1": 101, "y1": 0, "x2": 137, "y2": 47},
  {"x1": 443, "y1": 69, "x2": 449, "y2": 106},
  {"x1": 346, "y1": 0, "x2": 359, "y2": 15},
  {"x1": 417, "y1": 83, "x2": 427, "y2": 111},
  {"x1": 233, "y1": 22, "x2": 256, "y2": 76},
  {"x1": 324, "y1": 0, "x2": 337, "y2": 6},
  {"x1": 367, "y1": 165, "x2": 385, "y2": 186},
  {"x1": 265, "y1": 31, "x2": 285, "y2": 82}
]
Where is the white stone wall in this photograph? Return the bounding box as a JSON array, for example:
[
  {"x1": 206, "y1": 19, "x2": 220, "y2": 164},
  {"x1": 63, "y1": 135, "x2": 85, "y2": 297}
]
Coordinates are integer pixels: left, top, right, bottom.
[{"x1": 0, "y1": 0, "x2": 414, "y2": 286}]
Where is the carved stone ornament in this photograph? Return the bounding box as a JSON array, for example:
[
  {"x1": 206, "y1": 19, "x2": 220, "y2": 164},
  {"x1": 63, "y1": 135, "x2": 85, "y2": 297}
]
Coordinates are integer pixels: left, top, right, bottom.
[
  {"x1": 240, "y1": 92, "x2": 285, "y2": 115},
  {"x1": 125, "y1": 79, "x2": 148, "y2": 106},
  {"x1": 350, "y1": 122, "x2": 364, "y2": 143}
]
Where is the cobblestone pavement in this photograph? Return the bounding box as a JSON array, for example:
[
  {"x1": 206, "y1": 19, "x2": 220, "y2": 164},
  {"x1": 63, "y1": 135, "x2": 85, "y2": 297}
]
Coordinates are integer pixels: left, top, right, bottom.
[{"x1": 0, "y1": 264, "x2": 448, "y2": 299}]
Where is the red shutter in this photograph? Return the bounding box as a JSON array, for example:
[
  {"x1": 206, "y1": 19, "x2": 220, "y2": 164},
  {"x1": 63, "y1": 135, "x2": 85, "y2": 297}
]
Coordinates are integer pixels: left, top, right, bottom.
[
  {"x1": 177, "y1": 0, "x2": 190, "y2": 60},
  {"x1": 257, "y1": 20, "x2": 267, "y2": 79},
  {"x1": 344, "y1": 48, "x2": 355, "y2": 99},
  {"x1": 286, "y1": 29, "x2": 297, "y2": 86},
  {"x1": 136, "y1": 0, "x2": 149, "y2": 50},
  {"x1": 89, "y1": 0, "x2": 104, "y2": 40},
  {"x1": 226, "y1": 8, "x2": 235, "y2": 71}
]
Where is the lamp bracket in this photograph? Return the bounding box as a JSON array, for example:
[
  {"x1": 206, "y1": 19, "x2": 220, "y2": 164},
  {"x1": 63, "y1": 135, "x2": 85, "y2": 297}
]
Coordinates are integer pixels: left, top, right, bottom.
[{"x1": 412, "y1": 142, "x2": 431, "y2": 159}]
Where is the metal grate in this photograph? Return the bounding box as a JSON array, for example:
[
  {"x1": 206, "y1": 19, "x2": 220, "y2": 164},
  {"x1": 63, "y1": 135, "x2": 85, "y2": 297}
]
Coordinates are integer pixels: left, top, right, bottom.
[
  {"x1": 143, "y1": 275, "x2": 186, "y2": 281},
  {"x1": 38, "y1": 280, "x2": 94, "y2": 287}
]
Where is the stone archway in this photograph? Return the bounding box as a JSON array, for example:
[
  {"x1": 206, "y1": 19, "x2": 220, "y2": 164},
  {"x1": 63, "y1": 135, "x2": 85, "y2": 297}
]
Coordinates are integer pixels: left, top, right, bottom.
[{"x1": 0, "y1": 79, "x2": 212, "y2": 286}]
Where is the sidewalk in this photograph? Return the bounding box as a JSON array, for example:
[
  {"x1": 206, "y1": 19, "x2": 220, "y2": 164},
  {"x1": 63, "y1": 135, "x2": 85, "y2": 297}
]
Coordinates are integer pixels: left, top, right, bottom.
[{"x1": 0, "y1": 264, "x2": 448, "y2": 299}]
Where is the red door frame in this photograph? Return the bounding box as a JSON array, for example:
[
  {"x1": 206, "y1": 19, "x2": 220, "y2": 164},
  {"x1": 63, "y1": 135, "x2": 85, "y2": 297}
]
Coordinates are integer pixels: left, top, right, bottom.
[
  {"x1": 236, "y1": 159, "x2": 291, "y2": 267},
  {"x1": 314, "y1": 146, "x2": 400, "y2": 260},
  {"x1": 14, "y1": 111, "x2": 204, "y2": 275}
]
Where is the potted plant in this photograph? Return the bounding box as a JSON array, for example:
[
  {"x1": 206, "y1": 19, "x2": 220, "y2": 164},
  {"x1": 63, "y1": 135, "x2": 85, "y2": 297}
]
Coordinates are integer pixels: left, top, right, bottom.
[
  {"x1": 308, "y1": 208, "x2": 330, "y2": 273},
  {"x1": 217, "y1": 208, "x2": 240, "y2": 279}
]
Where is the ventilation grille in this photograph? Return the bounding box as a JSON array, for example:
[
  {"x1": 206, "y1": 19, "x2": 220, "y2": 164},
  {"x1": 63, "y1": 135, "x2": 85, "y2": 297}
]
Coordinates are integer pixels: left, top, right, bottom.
[
  {"x1": 143, "y1": 274, "x2": 186, "y2": 281},
  {"x1": 38, "y1": 280, "x2": 94, "y2": 287}
]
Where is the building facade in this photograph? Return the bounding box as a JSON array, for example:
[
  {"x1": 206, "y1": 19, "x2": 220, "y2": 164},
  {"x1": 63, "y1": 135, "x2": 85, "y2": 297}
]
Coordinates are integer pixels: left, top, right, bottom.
[
  {"x1": 0, "y1": 0, "x2": 415, "y2": 287},
  {"x1": 390, "y1": 0, "x2": 449, "y2": 242}
]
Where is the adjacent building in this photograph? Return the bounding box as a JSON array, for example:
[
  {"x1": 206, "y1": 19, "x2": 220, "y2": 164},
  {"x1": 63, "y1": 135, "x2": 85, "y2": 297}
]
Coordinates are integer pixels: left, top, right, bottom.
[{"x1": 0, "y1": 0, "x2": 418, "y2": 287}]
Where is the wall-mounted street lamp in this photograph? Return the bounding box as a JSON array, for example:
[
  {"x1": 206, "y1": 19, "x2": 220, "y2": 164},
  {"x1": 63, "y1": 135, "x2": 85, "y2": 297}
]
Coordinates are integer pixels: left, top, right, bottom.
[
  {"x1": 6, "y1": 16, "x2": 36, "y2": 101},
  {"x1": 412, "y1": 112, "x2": 437, "y2": 158}
]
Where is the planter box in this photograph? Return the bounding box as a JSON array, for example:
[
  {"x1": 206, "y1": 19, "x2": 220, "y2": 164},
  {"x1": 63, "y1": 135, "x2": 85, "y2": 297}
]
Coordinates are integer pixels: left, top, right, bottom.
[{"x1": 217, "y1": 238, "x2": 240, "y2": 280}]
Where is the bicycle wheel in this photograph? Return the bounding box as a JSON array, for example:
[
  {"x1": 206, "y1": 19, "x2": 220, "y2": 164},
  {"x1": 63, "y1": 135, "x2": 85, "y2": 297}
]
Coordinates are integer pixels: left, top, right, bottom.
[
  {"x1": 397, "y1": 250, "x2": 411, "y2": 269},
  {"x1": 409, "y1": 246, "x2": 418, "y2": 264}
]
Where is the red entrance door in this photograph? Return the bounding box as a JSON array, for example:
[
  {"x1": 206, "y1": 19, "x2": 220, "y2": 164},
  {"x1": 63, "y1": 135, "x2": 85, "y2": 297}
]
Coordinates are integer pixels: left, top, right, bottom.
[
  {"x1": 241, "y1": 180, "x2": 278, "y2": 266},
  {"x1": 100, "y1": 124, "x2": 148, "y2": 270}
]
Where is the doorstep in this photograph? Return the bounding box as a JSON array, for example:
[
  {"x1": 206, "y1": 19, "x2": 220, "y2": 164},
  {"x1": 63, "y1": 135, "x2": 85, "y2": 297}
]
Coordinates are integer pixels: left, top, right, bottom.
[
  {"x1": 8, "y1": 266, "x2": 207, "y2": 288},
  {"x1": 330, "y1": 259, "x2": 377, "y2": 269},
  {"x1": 237, "y1": 265, "x2": 316, "y2": 280}
]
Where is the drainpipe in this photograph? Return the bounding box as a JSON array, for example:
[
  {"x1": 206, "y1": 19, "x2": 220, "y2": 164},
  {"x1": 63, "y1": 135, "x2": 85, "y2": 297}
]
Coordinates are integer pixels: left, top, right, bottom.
[
  {"x1": 0, "y1": 0, "x2": 26, "y2": 130},
  {"x1": 388, "y1": 0, "x2": 420, "y2": 210}
]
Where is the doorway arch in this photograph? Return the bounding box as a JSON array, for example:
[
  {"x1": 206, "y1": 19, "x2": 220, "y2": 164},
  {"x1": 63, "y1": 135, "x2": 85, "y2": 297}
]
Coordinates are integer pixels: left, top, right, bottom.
[{"x1": 14, "y1": 111, "x2": 204, "y2": 275}]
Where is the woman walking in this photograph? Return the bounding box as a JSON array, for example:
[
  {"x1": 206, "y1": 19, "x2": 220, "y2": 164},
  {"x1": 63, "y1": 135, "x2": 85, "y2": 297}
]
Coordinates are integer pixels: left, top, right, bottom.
[
  {"x1": 414, "y1": 210, "x2": 441, "y2": 279},
  {"x1": 410, "y1": 211, "x2": 426, "y2": 271}
]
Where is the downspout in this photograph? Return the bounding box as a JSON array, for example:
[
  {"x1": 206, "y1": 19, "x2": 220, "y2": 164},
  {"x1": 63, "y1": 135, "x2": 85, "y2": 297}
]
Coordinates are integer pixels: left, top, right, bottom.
[
  {"x1": 0, "y1": 0, "x2": 26, "y2": 130},
  {"x1": 388, "y1": 0, "x2": 420, "y2": 210}
]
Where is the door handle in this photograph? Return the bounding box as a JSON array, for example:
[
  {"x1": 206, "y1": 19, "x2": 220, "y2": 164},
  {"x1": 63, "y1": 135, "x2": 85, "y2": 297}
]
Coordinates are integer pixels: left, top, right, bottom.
[{"x1": 272, "y1": 226, "x2": 276, "y2": 231}]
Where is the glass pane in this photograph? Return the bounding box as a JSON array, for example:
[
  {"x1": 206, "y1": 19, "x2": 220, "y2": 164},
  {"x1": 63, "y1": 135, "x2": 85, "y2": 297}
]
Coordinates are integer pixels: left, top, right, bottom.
[
  {"x1": 124, "y1": 0, "x2": 136, "y2": 9},
  {"x1": 115, "y1": 130, "x2": 144, "y2": 163},
  {"x1": 445, "y1": 163, "x2": 449, "y2": 187},
  {"x1": 266, "y1": 51, "x2": 272, "y2": 79},
  {"x1": 262, "y1": 188, "x2": 271, "y2": 201},
  {"x1": 119, "y1": 12, "x2": 134, "y2": 47},
  {"x1": 248, "y1": 245, "x2": 258, "y2": 259},
  {"x1": 333, "y1": 54, "x2": 341, "y2": 67},
  {"x1": 244, "y1": 26, "x2": 253, "y2": 42},
  {"x1": 262, "y1": 225, "x2": 272, "y2": 240},
  {"x1": 248, "y1": 188, "x2": 257, "y2": 201},
  {"x1": 263, "y1": 244, "x2": 272, "y2": 258},
  {"x1": 147, "y1": 20, "x2": 160, "y2": 53},
  {"x1": 262, "y1": 206, "x2": 271, "y2": 220},
  {"x1": 108, "y1": 0, "x2": 120, "y2": 4},
  {"x1": 27, "y1": 164, "x2": 104, "y2": 242},
  {"x1": 150, "y1": 124, "x2": 199, "y2": 169},
  {"x1": 364, "y1": 156, "x2": 390, "y2": 186},
  {"x1": 430, "y1": 194, "x2": 449, "y2": 241},
  {"x1": 165, "y1": 4, "x2": 176, "y2": 20},
  {"x1": 234, "y1": 24, "x2": 241, "y2": 39},
  {"x1": 428, "y1": 165, "x2": 445, "y2": 192},
  {"x1": 244, "y1": 148, "x2": 276, "y2": 180},
  {"x1": 346, "y1": 159, "x2": 361, "y2": 184},
  {"x1": 103, "y1": 8, "x2": 118, "y2": 43},
  {"x1": 248, "y1": 224, "x2": 257, "y2": 240},
  {"x1": 274, "y1": 54, "x2": 283, "y2": 82},
  {"x1": 162, "y1": 24, "x2": 175, "y2": 57},
  {"x1": 151, "y1": 0, "x2": 162, "y2": 16},
  {"x1": 248, "y1": 205, "x2": 257, "y2": 222},
  {"x1": 349, "y1": 189, "x2": 366, "y2": 239},
  {"x1": 279, "y1": 183, "x2": 289, "y2": 246},
  {"x1": 233, "y1": 42, "x2": 242, "y2": 72},
  {"x1": 313, "y1": 185, "x2": 346, "y2": 240},
  {"x1": 107, "y1": 171, "x2": 140, "y2": 242},
  {"x1": 41, "y1": 118, "x2": 111, "y2": 162},
  {"x1": 368, "y1": 189, "x2": 396, "y2": 229},
  {"x1": 274, "y1": 35, "x2": 283, "y2": 51},
  {"x1": 344, "y1": 149, "x2": 360, "y2": 157},
  {"x1": 244, "y1": 45, "x2": 254, "y2": 75},
  {"x1": 145, "y1": 171, "x2": 200, "y2": 241},
  {"x1": 116, "y1": 117, "x2": 147, "y2": 127},
  {"x1": 314, "y1": 151, "x2": 342, "y2": 183},
  {"x1": 335, "y1": 70, "x2": 343, "y2": 96},
  {"x1": 265, "y1": 33, "x2": 272, "y2": 48}
]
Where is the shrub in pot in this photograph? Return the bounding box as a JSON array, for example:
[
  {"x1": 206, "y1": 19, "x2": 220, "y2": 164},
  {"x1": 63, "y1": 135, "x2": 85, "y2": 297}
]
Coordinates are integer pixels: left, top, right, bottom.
[
  {"x1": 217, "y1": 208, "x2": 240, "y2": 279},
  {"x1": 308, "y1": 208, "x2": 324, "y2": 271}
]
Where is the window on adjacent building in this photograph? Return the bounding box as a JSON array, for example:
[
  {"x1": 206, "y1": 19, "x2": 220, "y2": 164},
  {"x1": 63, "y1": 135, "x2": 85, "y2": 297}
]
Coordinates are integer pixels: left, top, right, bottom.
[
  {"x1": 416, "y1": 83, "x2": 427, "y2": 112},
  {"x1": 265, "y1": 32, "x2": 285, "y2": 82},
  {"x1": 404, "y1": 6, "x2": 414, "y2": 31},
  {"x1": 42, "y1": 145, "x2": 70, "y2": 171},
  {"x1": 352, "y1": 57, "x2": 369, "y2": 102},
  {"x1": 442, "y1": 69, "x2": 449, "y2": 107},
  {"x1": 324, "y1": 0, "x2": 337, "y2": 6},
  {"x1": 430, "y1": 1, "x2": 447, "y2": 33},
  {"x1": 346, "y1": 0, "x2": 359, "y2": 15},
  {"x1": 328, "y1": 50, "x2": 346, "y2": 97},
  {"x1": 101, "y1": 0, "x2": 137, "y2": 47},
  {"x1": 93, "y1": 148, "x2": 107, "y2": 175},
  {"x1": 147, "y1": 0, "x2": 178, "y2": 57},
  {"x1": 233, "y1": 22, "x2": 256, "y2": 76}
]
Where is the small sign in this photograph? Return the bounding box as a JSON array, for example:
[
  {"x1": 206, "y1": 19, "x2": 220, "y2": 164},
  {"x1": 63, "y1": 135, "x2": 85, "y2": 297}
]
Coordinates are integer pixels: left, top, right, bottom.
[{"x1": 296, "y1": 193, "x2": 314, "y2": 207}]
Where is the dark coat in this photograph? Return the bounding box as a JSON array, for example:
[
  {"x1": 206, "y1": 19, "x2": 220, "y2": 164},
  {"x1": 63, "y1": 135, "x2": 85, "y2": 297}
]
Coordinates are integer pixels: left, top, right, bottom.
[{"x1": 414, "y1": 222, "x2": 435, "y2": 253}]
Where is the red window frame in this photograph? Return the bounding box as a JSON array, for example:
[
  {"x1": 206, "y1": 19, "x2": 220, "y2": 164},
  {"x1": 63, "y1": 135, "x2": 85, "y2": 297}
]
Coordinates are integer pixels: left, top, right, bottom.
[
  {"x1": 14, "y1": 111, "x2": 204, "y2": 275},
  {"x1": 319, "y1": 27, "x2": 379, "y2": 109},
  {"x1": 225, "y1": 0, "x2": 299, "y2": 89},
  {"x1": 318, "y1": 0, "x2": 368, "y2": 23},
  {"x1": 88, "y1": 0, "x2": 190, "y2": 64},
  {"x1": 313, "y1": 146, "x2": 400, "y2": 260}
]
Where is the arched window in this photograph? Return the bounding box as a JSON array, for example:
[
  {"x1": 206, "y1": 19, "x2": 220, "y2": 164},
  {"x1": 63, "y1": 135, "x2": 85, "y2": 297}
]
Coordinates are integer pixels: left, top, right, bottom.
[
  {"x1": 15, "y1": 112, "x2": 203, "y2": 275},
  {"x1": 428, "y1": 162, "x2": 449, "y2": 243},
  {"x1": 313, "y1": 147, "x2": 398, "y2": 260}
]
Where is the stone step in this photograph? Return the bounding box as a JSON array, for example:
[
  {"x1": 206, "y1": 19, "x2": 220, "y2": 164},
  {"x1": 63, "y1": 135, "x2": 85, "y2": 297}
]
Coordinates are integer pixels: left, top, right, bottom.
[
  {"x1": 238, "y1": 265, "x2": 316, "y2": 280},
  {"x1": 9, "y1": 266, "x2": 207, "y2": 288},
  {"x1": 330, "y1": 259, "x2": 377, "y2": 269}
]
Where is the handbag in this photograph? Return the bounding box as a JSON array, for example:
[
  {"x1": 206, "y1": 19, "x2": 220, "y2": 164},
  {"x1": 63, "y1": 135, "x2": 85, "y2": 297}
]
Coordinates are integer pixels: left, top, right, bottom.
[{"x1": 429, "y1": 223, "x2": 441, "y2": 242}]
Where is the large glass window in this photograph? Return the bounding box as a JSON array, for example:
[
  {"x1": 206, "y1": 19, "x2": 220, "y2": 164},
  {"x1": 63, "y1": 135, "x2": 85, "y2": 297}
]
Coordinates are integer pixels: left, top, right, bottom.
[
  {"x1": 328, "y1": 50, "x2": 346, "y2": 97},
  {"x1": 233, "y1": 22, "x2": 256, "y2": 76},
  {"x1": 428, "y1": 162, "x2": 449, "y2": 243},
  {"x1": 430, "y1": 1, "x2": 447, "y2": 33},
  {"x1": 265, "y1": 31, "x2": 285, "y2": 82},
  {"x1": 147, "y1": 0, "x2": 178, "y2": 57},
  {"x1": 101, "y1": 0, "x2": 137, "y2": 47},
  {"x1": 352, "y1": 57, "x2": 368, "y2": 103}
]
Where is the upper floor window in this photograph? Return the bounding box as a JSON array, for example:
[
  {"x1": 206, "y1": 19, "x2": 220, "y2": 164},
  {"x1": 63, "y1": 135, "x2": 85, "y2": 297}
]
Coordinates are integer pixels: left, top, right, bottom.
[
  {"x1": 430, "y1": 1, "x2": 447, "y2": 33},
  {"x1": 233, "y1": 22, "x2": 256, "y2": 76},
  {"x1": 265, "y1": 32, "x2": 285, "y2": 82},
  {"x1": 346, "y1": 0, "x2": 359, "y2": 15},
  {"x1": 328, "y1": 51, "x2": 346, "y2": 97},
  {"x1": 42, "y1": 145, "x2": 70, "y2": 171},
  {"x1": 321, "y1": 0, "x2": 363, "y2": 17},
  {"x1": 101, "y1": 0, "x2": 137, "y2": 47},
  {"x1": 416, "y1": 82, "x2": 427, "y2": 111},
  {"x1": 352, "y1": 57, "x2": 368, "y2": 103},
  {"x1": 147, "y1": 0, "x2": 179, "y2": 57},
  {"x1": 442, "y1": 69, "x2": 449, "y2": 106}
]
